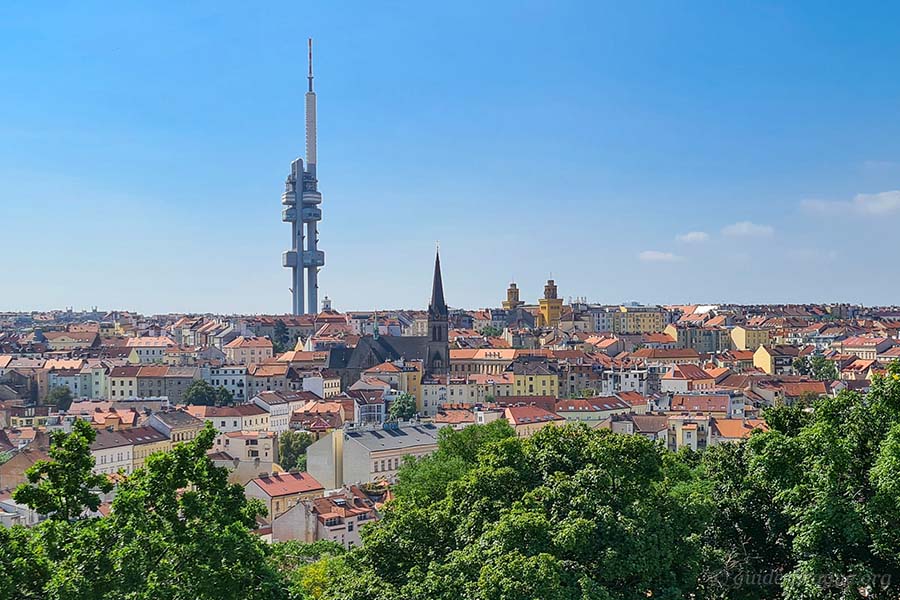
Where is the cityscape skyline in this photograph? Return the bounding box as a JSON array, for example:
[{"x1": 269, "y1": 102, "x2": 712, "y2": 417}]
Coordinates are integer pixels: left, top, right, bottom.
[{"x1": 3, "y1": 1, "x2": 900, "y2": 313}]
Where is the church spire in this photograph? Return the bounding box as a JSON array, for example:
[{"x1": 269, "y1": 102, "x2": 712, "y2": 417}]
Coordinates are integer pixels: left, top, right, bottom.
[{"x1": 429, "y1": 247, "x2": 447, "y2": 317}]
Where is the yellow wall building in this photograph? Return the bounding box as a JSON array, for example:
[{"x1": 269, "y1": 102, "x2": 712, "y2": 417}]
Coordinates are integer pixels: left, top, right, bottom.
[
  {"x1": 731, "y1": 326, "x2": 772, "y2": 351},
  {"x1": 537, "y1": 280, "x2": 563, "y2": 328}
]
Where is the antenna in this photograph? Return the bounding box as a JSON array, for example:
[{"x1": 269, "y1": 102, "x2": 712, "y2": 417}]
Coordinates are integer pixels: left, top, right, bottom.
[{"x1": 307, "y1": 38, "x2": 314, "y2": 92}]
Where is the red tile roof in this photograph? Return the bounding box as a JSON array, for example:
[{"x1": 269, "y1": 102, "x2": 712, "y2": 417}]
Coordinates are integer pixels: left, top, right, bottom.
[{"x1": 249, "y1": 471, "x2": 324, "y2": 498}]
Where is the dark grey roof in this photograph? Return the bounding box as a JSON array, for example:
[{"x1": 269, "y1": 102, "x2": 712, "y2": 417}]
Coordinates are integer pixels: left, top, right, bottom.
[
  {"x1": 91, "y1": 429, "x2": 133, "y2": 451},
  {"x1": 333, "y1": 336, "x2": 430, "y2": 373},
  {"x1": 118, "y1": 426, "x2": 168, "y2": 445},
  {"x1": 344, "y1": 423, "x2": 439, "y2": 452},
  {"x1": 152, "y1": 410, "x2": 203, "y2": 428}
]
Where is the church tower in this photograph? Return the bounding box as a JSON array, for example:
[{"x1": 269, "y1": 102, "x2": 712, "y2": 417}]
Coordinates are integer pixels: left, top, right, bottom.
[
  {"x1": 502, "y1": 281, "x2": 524, "y2": 310},
  {"x1": 538, "y1": 279, "x2": 563, "y2": 328},
  {"x1": 425, "y1": 249, "x2": 449, "y2": 377}
]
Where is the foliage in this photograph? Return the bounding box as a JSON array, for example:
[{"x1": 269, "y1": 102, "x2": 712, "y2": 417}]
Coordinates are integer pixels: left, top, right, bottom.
[
  {"x1": 808, "y1": 354, "x2": 838, "y2": 381},
  {"x1": 13, "y1": 419, "x2": 113, "y2": 521},
  {"x1": 387, "y1": 392, "x2": 417, "y2": 421},
  {"x1": 479, "y1": 326, "x2": 503, "y2": 338},
  {"x1": 48, "y1": 386, "x2": 74, "y2": 411},
  {"x1": 4, "y1": 422, "x2": 289, "y2": 600},
  {"x1": 702, "y1": 362, "x2": 900, "y2": 599},
  {"x1": 183, "y1": 379, "x2": 234, "y2": 406},
  {"x1": 793, "y1": 355, "x2": 838, "y2": 381},
  {"x1": 279, "y1": 430, "x2": 315, "y2": 471},
  {"x1": 268, "y1": 541, "x2": 346, "y2": 599},
  {"x1": 310, "y1": 422, "x2": 711, "y2": 600},
  {"x1": 273, "y1": 321, "x2": 292, "y2": 354}
]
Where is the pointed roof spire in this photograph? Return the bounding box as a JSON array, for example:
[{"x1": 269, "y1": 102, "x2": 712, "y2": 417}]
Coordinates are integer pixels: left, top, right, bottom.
[{"x1": 429, "y1": 246, "x2": 447, "y2": 317}]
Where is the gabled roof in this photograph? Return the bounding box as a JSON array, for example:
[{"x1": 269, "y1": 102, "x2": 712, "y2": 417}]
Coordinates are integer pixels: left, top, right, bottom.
[
  {"x1": 248, "y1": 471, "x2": 324, "y2": 498},
  {"x1": 504, "y1": 405, "x2": 564, "y2": 425},
  {"x1": 711, "y1": 418, "x2": 768, "y2": 439}
]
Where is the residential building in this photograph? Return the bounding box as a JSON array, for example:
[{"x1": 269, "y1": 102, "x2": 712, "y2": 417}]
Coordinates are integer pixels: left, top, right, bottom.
[
  {"x1": 186, "y1": 404, "x2": 270, "y2": 432},
  {"x1": 252, "y1": 390, "x2": 320, "y2": 432},
  {"x1": 730, "y1": 326, "x2": 773, "y2": 351},
  {"x1": 119, "y1": 426, "x2": 171, "y2": 471},
  {"x1": 503, "y1": 405, "x2": 565, "y2": 437},
  {"x1": 91, "y1": 430, "x2": 134, "y2": 475},
  {"x1": 307, "y1": 423, "x2": 440, "y2": 489},
  {"x1": 224, "y1": 336, "x2": 274, "y2": 365},
  {"x1": 148, "y1": 409, "x2": 205, "y2": 444},
  {"x1": 245, "y1": 471, "x2": 325, "y2": 519},
  {"x1": 272, "y1": 487, "x2": 377, "y2": 547}
]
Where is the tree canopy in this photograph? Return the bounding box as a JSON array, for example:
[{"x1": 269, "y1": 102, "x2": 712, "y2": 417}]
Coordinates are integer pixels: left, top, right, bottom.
[
  {"x1": 183, "y1": 379, "x2": 234, "y2": 406},
  {"x1": 48, "y1": 385, "x2": 74, "y2": 411},
  {"x1": 387, "y1": 393, "x2": 417, "y2": 422},
  {"x1": 279, "y1": 430, "x2": 315, "y2": 471}
]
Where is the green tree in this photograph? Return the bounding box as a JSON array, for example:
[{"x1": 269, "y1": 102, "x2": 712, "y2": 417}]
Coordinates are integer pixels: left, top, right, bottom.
[
  {"x1": 48, "y1": 385, "x2": 74, "y2": 411},
  {"x1": 809, "y1": 354, "x2": 838, "y2": 381},
  {"x1": 793, "y1": 356, "x2": 811, "y2": 376},
  {"x1": 273, "y1": 321, "x2": 292, "y2": 354},
  {"x1": 183, "y1": 379, "x2": 233, "y2": 406},
  {"x1": 324, "y1": 422, "x2": 710, "y2": 600},
  {"x1": 43, "y1": 423, "x2": 288, "y2": 600},
  {"x1": 13, "y1": 419, "x2": 113, "y2": 521},
  {"x1": 279, "y1": 430, "x2": 314, "y2": 471},
  {"x1": 387, "y1": 393, "x2": 417, "y2": 421},
  {"x1": 0, "y1": 523, "x2": 50, "y2": 599},
  {"x1": 480, "y1": 326, "x2": 503, "y2": 338}
]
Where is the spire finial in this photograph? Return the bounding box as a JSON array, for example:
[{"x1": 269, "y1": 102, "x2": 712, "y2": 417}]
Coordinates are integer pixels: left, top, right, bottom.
[{"x1": 307, "y1": 38, "x2": 314, "y2": 92}]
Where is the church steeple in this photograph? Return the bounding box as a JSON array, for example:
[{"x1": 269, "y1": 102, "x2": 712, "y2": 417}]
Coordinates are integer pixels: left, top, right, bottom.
[
  {"x1": 425, "y1": 246, "x2": 449, "y2": 378},
  {"x1": 428, "y1": 248, "x2": 447, "y2": 318}
]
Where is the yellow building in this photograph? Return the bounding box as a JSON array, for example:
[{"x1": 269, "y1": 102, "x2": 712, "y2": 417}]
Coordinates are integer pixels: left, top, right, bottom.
[
  {"x1": 121, "y1": 426, "x2": 172, "y2": 471},
  {"x1": 537, "y1": 280, "x2": 563, "y2": 328},
  {"x1": 450, "y1": 348, "x2": 518, "y2": 376},
  {"x1": 730, "y1": 326, "x2": 773, "y2": 351},
  {"x1": 502, "y1": 282, "x2": 524, "y2": 310},
  {"x1": 108, "y1": 365, "x2": 141, "y2": 399},
  {"x1": 613, "y1": 305, "x2": 666, "y2": 334},
  {"x1": 511, "y1": 360, "x2": 559, "y2": 397}
]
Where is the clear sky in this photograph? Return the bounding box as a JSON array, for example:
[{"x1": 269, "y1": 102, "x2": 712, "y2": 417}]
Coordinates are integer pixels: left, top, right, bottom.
[{"x1": 2, "y1": 1, "x2": 900, "y2": 314}]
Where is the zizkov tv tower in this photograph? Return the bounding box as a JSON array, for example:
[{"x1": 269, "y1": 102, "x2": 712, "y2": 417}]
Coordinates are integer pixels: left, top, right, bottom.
[{"x1": 282, "y1": 38, "x2": 324, "y2": 315}]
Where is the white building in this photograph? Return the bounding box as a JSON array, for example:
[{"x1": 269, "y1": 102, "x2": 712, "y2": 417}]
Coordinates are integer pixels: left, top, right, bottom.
[
  {"x1": 252, "y1": 390, "x2": 320, "y2": 432},
  {"x1": 90, "y1": 430, "x2": 134, "y2": 476},
  {"x1": 202, "y1": 365, "x2": 248, "y2": 402},
  {"x1": 307, "y1": 423, "x2": 440, "y2": 489}
]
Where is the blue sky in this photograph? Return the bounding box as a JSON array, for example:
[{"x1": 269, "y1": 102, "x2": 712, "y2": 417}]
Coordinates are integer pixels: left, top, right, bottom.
[{"x1": 2, "y1": 1, "x2": 899, "y2": 314}]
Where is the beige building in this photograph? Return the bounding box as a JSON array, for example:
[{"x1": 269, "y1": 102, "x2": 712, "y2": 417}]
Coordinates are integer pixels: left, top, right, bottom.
[
  {"x1": 120, "y1": 426, "x2": 172, "y2": 471},
  {"x1": 244, "y1": 471, "x2": 325, "y2": 519},
  {"x1": 503, "y1": 405, "x2": 565, "y2": 437},
  {"x1": 612, "y1": 306, "x2": 666, "y2": 334},
  {"x1": 731, "y1": 326, "x2": 773, "y2": 351},
  {"x1": 450, "y1": 348, "x2": 518, "y2": 376},
  {"x1": 225, "y1": 336, "x2": 274, "y2": 365}
]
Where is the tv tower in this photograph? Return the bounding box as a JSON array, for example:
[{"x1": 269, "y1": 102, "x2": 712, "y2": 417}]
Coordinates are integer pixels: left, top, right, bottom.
[{"x1": 282, "y1": 38, "x2": 325, "y2": 315}]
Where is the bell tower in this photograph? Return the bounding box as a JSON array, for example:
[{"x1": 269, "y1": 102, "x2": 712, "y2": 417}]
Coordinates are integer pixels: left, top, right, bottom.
[{"x1": 425, "y1": 248, "x2": 449, "y2": 377}]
